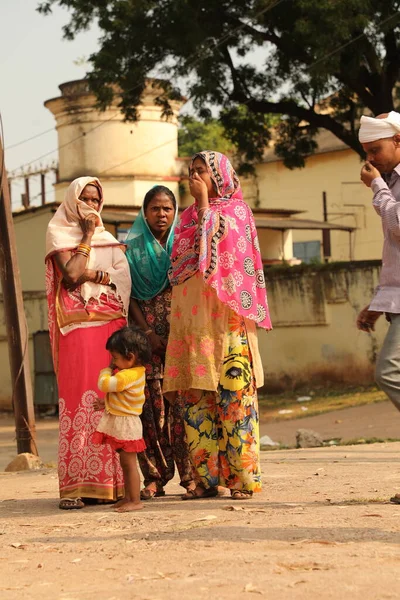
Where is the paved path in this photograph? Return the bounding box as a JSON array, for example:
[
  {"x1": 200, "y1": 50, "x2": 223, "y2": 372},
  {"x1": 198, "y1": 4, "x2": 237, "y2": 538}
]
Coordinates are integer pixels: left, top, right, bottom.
[
  {"x1": 1, "y1": 400, "x2": 400, "y2": 469},
  {"x1": 260, "y1": 400, "x2": 400, "y2": 446}
]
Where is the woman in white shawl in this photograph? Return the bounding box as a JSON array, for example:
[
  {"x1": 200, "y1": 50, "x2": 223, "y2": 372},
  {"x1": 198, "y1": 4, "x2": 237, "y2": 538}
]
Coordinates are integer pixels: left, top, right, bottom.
[{"x1": 45, "y1": 177, "x2": 131, "y2": 509}]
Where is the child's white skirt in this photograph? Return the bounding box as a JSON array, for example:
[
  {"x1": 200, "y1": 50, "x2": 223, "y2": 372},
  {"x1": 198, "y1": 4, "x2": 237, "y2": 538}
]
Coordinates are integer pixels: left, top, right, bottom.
[{"x1": 93, "y1": 412, "x2": 146, "y2": 453}]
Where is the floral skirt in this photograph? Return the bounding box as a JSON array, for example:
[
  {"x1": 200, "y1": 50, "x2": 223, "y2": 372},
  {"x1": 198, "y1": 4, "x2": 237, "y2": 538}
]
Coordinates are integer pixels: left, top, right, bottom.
[
  {"x1": 57, "y1": 319, "x2": 126, "y2": 501},
  {"x1": 93, "y1": 412, "x2": 146, "y2": 453},
  {"x1": 182, "y1": 313, "x2": 261, "y2": 492}
]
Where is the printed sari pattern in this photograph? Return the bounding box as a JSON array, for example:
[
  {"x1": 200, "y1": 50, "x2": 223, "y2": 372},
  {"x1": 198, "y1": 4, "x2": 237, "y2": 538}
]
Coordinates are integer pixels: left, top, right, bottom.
[{"x1": 183, "y1": 313, "x2": 261, "y2": 492}]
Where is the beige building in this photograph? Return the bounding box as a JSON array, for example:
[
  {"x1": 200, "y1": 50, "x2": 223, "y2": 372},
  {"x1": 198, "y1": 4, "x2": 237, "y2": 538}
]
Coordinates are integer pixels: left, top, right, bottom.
[
  {"x1": 254, "y1": 130, "x2": 383, "y2": 263},
  {"x1": 45, "y1": 79, "x2": 184, "y2": 206}
]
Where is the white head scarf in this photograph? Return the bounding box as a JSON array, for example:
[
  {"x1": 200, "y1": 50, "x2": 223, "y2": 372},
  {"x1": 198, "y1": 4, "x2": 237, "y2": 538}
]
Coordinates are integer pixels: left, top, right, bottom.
[
  {"x1": 45, "y1": 176, "x2": 131, "y2": 314},
  {"x1": 359, "y1": 111, "x2": 400, "y2": 143},
  {"x1": 45, "y1": 176, "x2": 120, "y2": 257}
]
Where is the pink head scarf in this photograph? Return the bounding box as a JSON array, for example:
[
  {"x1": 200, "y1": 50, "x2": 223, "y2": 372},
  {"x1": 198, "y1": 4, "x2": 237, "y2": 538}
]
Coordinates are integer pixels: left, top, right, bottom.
[{"x1": 169, "y1": 151, "x2": 272, "y2": 330}]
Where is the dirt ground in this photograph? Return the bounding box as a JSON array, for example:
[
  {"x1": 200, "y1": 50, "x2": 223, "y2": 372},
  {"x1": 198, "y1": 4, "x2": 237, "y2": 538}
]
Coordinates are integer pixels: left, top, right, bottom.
[
  {"x1": 1, "y1": 406, "x2": 400, "y2": 600},
  {"x1": 1, "y1": 444, "x2": 400, "y2": 600}
]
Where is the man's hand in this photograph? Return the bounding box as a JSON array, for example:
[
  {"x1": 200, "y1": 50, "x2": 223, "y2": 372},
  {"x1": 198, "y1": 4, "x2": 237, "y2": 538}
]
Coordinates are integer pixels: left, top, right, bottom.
[
  {"x1": 356, "y1": 305, "x2": 382, "y2": 332},
  {"x1": 360, "y1": 162, "x2": 381, "y2": 187}
]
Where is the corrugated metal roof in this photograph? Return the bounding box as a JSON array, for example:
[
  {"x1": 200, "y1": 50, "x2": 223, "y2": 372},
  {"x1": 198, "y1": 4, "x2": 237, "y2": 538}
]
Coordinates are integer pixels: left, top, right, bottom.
[
  {"x1": 254, "y1": 217, "x2": 355, "y2": 232},
  {"x1": 101, "y1": 210, "x2": 139, "y2": 223},
  {"x1": 11, "y1": 203, "x2": 355, "y2": 232},
  {"x1": 102, "y1": 211, "x2": 355, "y2": 232},
  {"x1": 255, "y1": 217, "x2": 356, "y2": 231}
]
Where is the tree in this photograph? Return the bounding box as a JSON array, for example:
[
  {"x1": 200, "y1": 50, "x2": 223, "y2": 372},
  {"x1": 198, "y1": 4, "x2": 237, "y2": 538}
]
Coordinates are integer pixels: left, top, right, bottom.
[
  {"x1": 38, "y1": 0, "x2": 400, "y2": 168},
  {"x1": 178, "y1": 116, "x2": 234, "y2": 158}
]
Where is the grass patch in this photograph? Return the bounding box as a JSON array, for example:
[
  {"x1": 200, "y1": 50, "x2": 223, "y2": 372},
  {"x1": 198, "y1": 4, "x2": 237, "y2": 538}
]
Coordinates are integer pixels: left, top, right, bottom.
[
  {"x1": 337, "y1": 437, "x2": 400, "y2": 446},
  {"x1": 260, "y1": 436, "x2": 400, "y2": 451},
  {"x1": 329, "y1": 498, "x2": 388, "y2": 505},
  {"x1": 258, "y1": 385, "x2": 387, "y2": 422}
]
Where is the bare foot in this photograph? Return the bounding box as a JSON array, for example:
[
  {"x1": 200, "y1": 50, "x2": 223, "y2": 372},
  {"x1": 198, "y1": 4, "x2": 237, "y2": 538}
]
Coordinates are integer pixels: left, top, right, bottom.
[
  {"x1": 112, "y1": 498, "x2": 129, "y2": 509},
  {"x1": 115, "y1": 501, "x2": 144, "y2": 512}
]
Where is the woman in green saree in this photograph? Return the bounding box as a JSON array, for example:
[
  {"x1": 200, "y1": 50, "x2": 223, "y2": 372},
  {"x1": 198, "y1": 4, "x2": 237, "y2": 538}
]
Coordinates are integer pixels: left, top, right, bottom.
[{"x1": 126, "y1": 186, "x2": 194, "y2": 499}]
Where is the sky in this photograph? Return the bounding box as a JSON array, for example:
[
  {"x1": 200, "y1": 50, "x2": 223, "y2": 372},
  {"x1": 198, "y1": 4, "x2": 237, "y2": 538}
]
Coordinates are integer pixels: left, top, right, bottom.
[{"x1": 0, "y1": 0, "x2": 100, "y2": 207}]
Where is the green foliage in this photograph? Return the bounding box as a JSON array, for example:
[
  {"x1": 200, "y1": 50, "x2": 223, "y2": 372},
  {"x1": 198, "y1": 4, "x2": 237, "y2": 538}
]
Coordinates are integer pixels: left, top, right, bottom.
[
  {"x1": 220, "y1": 105, "x2": 278, "y2": 163},
  {"x1": 178, "y1": 116, "x2": 234, "y2": 157},
  {"x1": 38, "y1": 0, "x2": 400, "y2": 168}
]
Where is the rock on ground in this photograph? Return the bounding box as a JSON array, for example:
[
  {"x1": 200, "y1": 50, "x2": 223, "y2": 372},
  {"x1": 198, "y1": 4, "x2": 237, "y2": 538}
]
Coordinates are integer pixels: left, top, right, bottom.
[
  {"x1": 296, "y1": 428, "x2": 324, "y2": 448},
  {"x1": 5, "y1": 452, "x2": 44, "y2": 472}
]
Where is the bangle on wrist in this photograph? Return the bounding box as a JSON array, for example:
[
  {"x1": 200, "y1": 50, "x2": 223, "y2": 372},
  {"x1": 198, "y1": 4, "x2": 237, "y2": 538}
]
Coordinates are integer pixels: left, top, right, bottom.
[
  {"x1": 144, "y1": 329, "x2": 152, "y2": 335},
  {"x1": 95, "y1": 271, "x2": 110, "y2": 285},
  {"x1": 76, "y1": 243, "x2": 91, "y2": 258}
]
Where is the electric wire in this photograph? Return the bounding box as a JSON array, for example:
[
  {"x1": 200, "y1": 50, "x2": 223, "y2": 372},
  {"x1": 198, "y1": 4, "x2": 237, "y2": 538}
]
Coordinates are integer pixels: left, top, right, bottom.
[{"x1": 9, "y1": 6, "x2": 400, "y2": 177}]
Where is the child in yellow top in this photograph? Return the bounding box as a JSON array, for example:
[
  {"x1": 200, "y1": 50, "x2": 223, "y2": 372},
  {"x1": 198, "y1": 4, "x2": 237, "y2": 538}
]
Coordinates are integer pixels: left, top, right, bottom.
[{"x1": 93, "y1": 326, "x2": 152, "y2": 512}]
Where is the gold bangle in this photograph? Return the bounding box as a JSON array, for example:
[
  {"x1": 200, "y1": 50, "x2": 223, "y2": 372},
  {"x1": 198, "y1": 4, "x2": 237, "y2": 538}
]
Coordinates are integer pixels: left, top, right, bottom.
[
  {"x1": 76, "y1": 249, "x2": 90, "y2": 258},
  {"x1": 77, "y1": 243, "x2": 91, "y2": 253},
  {"x1": 144, "y1": 329, "x2": 152, "y2": 335}
]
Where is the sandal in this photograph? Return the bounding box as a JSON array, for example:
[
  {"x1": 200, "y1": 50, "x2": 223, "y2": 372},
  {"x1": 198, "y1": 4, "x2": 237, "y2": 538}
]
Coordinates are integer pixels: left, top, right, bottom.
[
  {"x1": 140, "y1": 486, "x2": 166, "y2": 500},
  {"x1": 182, "y1": 486, "x2": 218, "y2": 501},
  {"x1": 59, "y1": 498, "x2": 85, "y2": 510},
  {"x1": 390, "y1": 494, "x2": 400, "y2": 504},
  {"x1": 230, "y1": 490, "x2": 253, "y2": 500}
]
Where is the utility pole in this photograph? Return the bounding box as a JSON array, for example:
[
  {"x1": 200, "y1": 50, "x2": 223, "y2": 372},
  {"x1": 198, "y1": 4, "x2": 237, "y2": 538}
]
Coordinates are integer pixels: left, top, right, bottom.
[
  {"x1": 41, "y1": 172, "x2": 46, "y2": 205},
  {"x1": 322, "y1": 191, "x2": 331, "y2": 263},
  {"x1": 0, "y1": 136, "x2": 37, "y2": 455}
]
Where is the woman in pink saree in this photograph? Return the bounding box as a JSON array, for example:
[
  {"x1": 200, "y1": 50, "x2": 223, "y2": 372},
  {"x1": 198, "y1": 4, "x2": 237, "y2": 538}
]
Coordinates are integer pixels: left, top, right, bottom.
[
  {"x1": 163, "y1": 151, "x2": 271, "y2": 500},
  {"x1": 45, "y1": 176, "x2": 131, "y2": 509}
]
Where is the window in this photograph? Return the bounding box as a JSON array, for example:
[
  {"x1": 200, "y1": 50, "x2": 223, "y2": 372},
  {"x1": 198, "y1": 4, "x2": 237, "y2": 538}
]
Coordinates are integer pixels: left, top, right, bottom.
[
  {"x1": 293, "y1": 240, "x2": 321, "y2": 264},
  {"x1": 117, "y1": 228, "x2": 129, "y2": 242}
]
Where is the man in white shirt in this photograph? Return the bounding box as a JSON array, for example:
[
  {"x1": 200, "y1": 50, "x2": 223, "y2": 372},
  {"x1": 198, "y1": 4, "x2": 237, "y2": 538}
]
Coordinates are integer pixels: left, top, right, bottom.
[{"x1": 358, "y1": 111, "x2": 400, "y2": 504}]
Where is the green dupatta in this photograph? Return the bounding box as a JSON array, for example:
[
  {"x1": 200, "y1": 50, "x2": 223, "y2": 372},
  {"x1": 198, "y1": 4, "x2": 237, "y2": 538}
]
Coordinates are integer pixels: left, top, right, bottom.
[{"x1": 125, "y1": 207, "x2": 177, "y2": 301}]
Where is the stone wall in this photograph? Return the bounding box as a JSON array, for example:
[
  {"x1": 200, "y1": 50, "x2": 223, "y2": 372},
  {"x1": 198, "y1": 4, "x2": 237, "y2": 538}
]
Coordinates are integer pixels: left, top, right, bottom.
[{"x1": 259, "y1": 260, "x2": 385, "y2": 391}]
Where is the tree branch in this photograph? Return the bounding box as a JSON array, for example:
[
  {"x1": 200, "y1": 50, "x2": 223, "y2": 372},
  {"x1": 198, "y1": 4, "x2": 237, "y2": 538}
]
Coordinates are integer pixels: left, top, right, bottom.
[
  {"x1": 230, "y1": 90, "x2": 364, "y2": 155},
  {"x1": 383, "y1": 28, "x2": 400, "y2": 90},
  {"x1": 220, "y1": 45, "x2": 247, "y2": 97},
  {"x1": 225, "y1": 16, "x2": 313, "y2": 65}
]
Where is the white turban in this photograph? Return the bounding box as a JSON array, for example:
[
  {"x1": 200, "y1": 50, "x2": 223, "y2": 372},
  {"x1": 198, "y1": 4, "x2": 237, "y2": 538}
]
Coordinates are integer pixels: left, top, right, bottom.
[{"x1": 359, "y1": 111, "x2": 400, "y2": 143}]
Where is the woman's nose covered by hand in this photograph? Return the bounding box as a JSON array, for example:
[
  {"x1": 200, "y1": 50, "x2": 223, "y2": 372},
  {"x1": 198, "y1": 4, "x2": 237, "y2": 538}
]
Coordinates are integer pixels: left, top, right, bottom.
[
  {"x1": 79, "y1": 213, "x2": 97, "y2": 235},
  {"x1": 189, "y1": 172, "x2": 208, "y2": 199}
]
